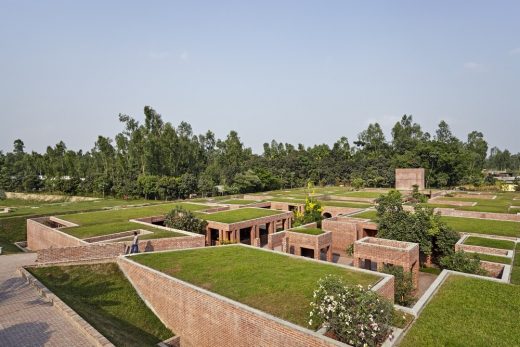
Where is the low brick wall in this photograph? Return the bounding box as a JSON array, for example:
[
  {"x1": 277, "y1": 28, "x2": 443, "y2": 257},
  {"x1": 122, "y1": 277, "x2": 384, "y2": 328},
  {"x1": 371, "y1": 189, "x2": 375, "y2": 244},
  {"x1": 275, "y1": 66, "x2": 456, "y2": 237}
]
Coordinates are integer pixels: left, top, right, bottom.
[
  {"x1": 36, "y1": 234, "x2": 206, "y2": 264},
  {"x1": 268, "y1": 231, "x2": 287, "y2": 249},
  {"x1": 118, "y1": 256, "x2": 344, "y2": 347},
  {"x1": 455, "y1": 243, "x2": 509, "y2": 256},
  {"x1": 325, "y1": 196, "x2": 375, "y2": 203},
  {"x1": 480, "y1": 261, "x2": 505, "y2": 278},
  {"x1": 83, "y1": 230, "x2": 139, "y2": 243},
  {"x1": 428, "y1": 198, "x2": 476, "y2": 207},
  {"x1": 453, "y1": 193, "x2": 496, "y2": 200},
  {"x1": 321, "y1": 217, "x2": 378, "y2": 255},
  {"x1": 434, "y1": 208, "x2": 520, "y2": 222},
  {"x1": 321, "y1": 206, "x2": 362, "y2": 218},
  {"x1": 27, "y1": 218, "x2": 87, "y2": 251}
]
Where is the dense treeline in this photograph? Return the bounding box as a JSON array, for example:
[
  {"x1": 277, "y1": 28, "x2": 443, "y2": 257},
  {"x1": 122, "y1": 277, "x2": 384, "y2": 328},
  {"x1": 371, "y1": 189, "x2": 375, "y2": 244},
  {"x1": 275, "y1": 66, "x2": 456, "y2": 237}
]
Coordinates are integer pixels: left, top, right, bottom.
[{"x1": 0, "y1": 107, "x2": 518, "y2": 198}]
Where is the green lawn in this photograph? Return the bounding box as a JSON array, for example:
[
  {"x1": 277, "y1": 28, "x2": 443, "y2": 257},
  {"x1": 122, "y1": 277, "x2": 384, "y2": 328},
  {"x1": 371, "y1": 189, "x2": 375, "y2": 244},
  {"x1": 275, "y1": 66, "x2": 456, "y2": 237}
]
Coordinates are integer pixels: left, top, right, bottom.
[
  {"x1": 400, "y1": 275, "x2": 520, "y2": 346},
  {"x1": 511, "y1": 244, "x2": 520, "y2": 285},
  {"x1": 319, "y1": 200, "x2": 372, "y2": 208},
  {"x1": 220, "y1": 199, "x2": 261, "y2": 205},
  {"x1": 440, "y1": 216, "x2": 520, "y2": 237},
  {"x1": 475, "y1": 253, "x2": 512, "y2": 264},
  {"x1": 351, "y1": 210, "x2": 378, "y2": 221},
  {"x1": 463, "y1": 236, "x2": 516, "y2": 250},
  {"x1": 60, "y1": 202, "x2": 208, "y2": 238},
  {"x1": 332, "y1": 191, "x2": 384, "y2": 198},
  {"x1": 290, "y1": 227, "x2": 324, "y2": 235},
  {"x1": 132, "y1": 246, "x2": 379, "y2": 327},
  {"x1": 28, "y1": 263, "x2": 173, "y2": 347},
  {"x1": 435, "y1": 193, "x2": 519, "y2": 214},
  {"x1": 198, "y1": 207, "x2": 284, "y2": 224}
]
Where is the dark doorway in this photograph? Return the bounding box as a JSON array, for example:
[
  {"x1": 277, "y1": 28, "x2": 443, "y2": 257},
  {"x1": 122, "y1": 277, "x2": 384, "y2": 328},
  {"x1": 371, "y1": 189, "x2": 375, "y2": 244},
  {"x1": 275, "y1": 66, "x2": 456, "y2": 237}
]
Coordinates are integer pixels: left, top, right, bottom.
[
  {"x1": 323, "y1": 212, "x2": 332, "y2": 219},
  {"x1": 301, "y1": 247, "x2": 315, "y2": 259},
  {"x1": 210, "y1": 229, "x2": 219, "y2": 246},
  {"x1": 259, "y1": 225, "x2": 268, "y2": 247},
  {"x1": 239, "y1": 228, "x2": 252, "y2": 245}
]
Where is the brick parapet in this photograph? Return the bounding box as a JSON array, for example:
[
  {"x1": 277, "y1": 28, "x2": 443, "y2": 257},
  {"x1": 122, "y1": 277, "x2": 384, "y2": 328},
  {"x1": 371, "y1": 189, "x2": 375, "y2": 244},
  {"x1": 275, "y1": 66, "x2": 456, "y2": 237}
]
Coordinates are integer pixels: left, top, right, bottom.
[
  {"x1": 455, "y1": 243, "x2": 510, "y2": 256},
  {"x1": 395, "y1": 168, "x2": 425, "y2": 191},
  {"x1": 206, "y1": 210, "x2": 294, "y2": 231},
  {"x1": 434, "y1": 208, "x2": 520, "y2": 222},
  {"x1": 321, "y1": 206, "x2": 363, "y2": 218},
  {"x1": 321, "y1": 217, "x2": 378, "y2": 255},
  {"x1": 117, "y1": 254, "x2": 346, "y2": 347},
  {"x1": 27, "y1": 218, "x2": 87, "y2": 251}
]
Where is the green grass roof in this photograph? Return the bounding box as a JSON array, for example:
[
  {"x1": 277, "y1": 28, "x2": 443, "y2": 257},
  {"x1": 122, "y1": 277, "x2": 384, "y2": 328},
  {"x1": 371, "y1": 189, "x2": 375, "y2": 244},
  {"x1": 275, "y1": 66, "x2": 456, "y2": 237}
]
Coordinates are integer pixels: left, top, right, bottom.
[
  {"x1": 290, "y1": 227, "x2": 324, "y2": 235},
  {"x1": 198, "y1": 207, "x2": 285, "y2": 224},
  {"x1": 131, "y1": 246, "x2": 379, "y2": 327}
]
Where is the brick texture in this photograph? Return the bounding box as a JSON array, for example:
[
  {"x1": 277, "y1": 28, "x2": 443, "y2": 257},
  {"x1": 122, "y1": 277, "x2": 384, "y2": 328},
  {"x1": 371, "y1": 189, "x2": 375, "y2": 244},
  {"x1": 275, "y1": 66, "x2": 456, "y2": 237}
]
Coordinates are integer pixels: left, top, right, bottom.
[
  {"x1": 480, "y1": 261, "x2": 505, "y2": 278},
  {"x1": 321, "y1": 217, "x2": 378, "y2": 255},
  {"x1": 27, "y1": 218, "x2": 87, "y2": 251},
  {"x1": 455, "y1": 243, "x2": 509, "y2": 256},
  {"x1": 117, "y1": 257, "x2": 343, "y2": 347},
  {"x1": 435, "y1": 208, "x2": 520, "y2": 222},
  {"x1": 395, "y1": 168, "x2": 425, "y2": 191}
]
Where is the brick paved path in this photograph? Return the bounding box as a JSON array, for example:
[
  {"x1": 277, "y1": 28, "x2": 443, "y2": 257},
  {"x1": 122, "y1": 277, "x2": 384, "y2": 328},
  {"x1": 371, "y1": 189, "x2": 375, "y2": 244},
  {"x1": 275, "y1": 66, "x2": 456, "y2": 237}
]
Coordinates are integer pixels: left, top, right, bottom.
[{"x1": 0, "y1": 253, "x2": 93, "y2": 347}]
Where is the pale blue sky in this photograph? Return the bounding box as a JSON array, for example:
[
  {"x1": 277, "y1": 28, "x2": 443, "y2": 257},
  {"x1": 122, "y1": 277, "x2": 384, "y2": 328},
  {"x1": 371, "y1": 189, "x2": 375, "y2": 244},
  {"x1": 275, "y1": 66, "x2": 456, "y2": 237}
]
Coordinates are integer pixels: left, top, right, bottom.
[{"x1": 1, "y1": 1, "x2": 519, "y2": 153}]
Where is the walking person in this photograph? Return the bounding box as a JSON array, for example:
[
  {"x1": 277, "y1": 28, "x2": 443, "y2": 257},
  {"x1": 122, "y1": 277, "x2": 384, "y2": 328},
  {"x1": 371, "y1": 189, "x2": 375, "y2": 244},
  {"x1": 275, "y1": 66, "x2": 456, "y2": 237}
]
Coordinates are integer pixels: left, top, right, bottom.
[{"x1": 130, "y1": 231, "x2": 139, "y2": 254}]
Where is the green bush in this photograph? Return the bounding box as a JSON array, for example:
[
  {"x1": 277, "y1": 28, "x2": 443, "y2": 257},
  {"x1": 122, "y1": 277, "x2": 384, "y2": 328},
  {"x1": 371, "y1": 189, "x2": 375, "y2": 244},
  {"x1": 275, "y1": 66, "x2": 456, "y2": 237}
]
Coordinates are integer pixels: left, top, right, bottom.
[
  {"x1": 351, "y1": 177, "x2": 365, "y2": 190},
  {"x1": 0, "y1": 189, "x2": 6, "y2": 200},
  {"x1": 293, "y1": 196, "x2": 323, "y2": 227},
  {"x1": 164, "y1": 206, "x2": 207, "y2": 234},
  {"x1": 382, "y1": 265, "x2": 415, "y2": 307},
  {"x1": 309, "y1": 275, "x2": 393, "y2": 347},
  {"x1": 439, "y1": 251, "x2": 487, "y2": 276}
]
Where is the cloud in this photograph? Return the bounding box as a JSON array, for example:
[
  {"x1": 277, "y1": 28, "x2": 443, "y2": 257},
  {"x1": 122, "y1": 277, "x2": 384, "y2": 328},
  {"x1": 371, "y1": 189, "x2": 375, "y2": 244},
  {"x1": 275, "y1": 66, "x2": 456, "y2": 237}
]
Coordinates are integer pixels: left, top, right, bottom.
[
  {"x1": 463, "y1": 61, "x2": 483, "y2": 70},
  {"x1": 510, "y1": 47, "x2": 520, "y2": 55}
]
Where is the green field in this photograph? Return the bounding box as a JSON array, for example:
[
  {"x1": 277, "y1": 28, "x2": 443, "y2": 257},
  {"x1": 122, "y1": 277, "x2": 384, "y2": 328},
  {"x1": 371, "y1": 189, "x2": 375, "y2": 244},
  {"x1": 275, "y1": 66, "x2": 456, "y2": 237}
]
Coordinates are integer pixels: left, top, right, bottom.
[
  {"x1": 29, "y1": 263, "x2": 173, "y2": 347},
  {"x1": 332, "y1": 191, "x2": 384, "y2": 198},
  {"x1": 60, "y1": 202, "x2": 208, "y2": 238},
  {"x1": 290, "y1": 227, "x2": 324, "y2": 235},
  {"x1": 511, "y1": 244, "x2": 520, "y2": 285},
  {"x1": 434, "y1": 193, "x2": 520, "y2": 214},
  {"x1": 440, "y1": 216, "x2": 520, "y2": 237},
  {"x1": 220, "y1": 199, "x2": 261, "y2": 205},
  {"x1": 198, "y1": 207, "x2": 283, "y2": 224},
  {"x1": 400, "y1": 275, "x2": 520, "y2": 346},
  {"x1": 132, "y1": 246, "x2": 379, "y2": 327},
  {"x1": 463, "y1": 236, "x2": 516, "y2": 250},
  {"x1": 351, "y1": 210, "x2": 378, "y2": 221},
  {"x1": 475, "y1": 253, "x2": 512, "y2": 264}
]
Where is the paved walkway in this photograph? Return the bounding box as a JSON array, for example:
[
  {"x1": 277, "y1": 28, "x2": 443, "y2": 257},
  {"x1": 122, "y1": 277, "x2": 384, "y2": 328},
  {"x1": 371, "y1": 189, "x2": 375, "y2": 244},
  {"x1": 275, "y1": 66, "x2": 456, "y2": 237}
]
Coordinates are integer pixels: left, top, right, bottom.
[{"x1": 0, "y1": 253, "x2": 93, "y2": 347}]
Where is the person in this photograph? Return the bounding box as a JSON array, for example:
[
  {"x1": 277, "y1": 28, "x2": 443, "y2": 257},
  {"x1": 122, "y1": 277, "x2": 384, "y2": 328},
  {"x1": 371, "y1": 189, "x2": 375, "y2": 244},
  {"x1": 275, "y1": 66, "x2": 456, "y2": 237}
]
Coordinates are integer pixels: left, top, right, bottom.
[{"x1": 130, "y1": 231, "x2": 139, "y2": 253}]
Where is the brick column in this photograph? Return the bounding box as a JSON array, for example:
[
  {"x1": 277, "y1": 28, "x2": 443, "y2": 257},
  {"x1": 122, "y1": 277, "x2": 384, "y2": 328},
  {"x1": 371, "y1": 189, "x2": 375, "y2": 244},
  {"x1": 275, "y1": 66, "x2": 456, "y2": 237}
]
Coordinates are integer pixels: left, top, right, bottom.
[
  {"x1": 236, "y1": 229, "x2": 240, "y2": 243},
  {"x1": 206, "y1": 227, "x2": 211, "y2": 245},
  {"x1": 219, "y1": 230, "x2": 224, "y2": 243},
  {"x1": 282, "y1": 236, "x2": 289, "y2": 253},
  {"x1": 287, "y1": 218, "x2": 292, "y2": 229},
  {"x1": 295, "y1": 247, "x2": 301, "y2": 256},
  {"x1": 327, "y1": 246, "x2": 333, "y2": 262},
  {"x1": 411, "y1": 262, "x2": 419, "y2": 289},
  {"x1": 314, "y1": 247, "x2": 320, "y2": 260}
]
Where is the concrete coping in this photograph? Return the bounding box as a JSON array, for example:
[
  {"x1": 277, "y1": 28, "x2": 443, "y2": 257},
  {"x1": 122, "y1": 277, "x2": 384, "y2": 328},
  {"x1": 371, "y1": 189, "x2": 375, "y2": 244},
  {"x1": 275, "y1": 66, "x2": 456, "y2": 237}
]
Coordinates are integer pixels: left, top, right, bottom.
[{"x1": 356, "y1": 236, "x2": 418, "y2": 251}]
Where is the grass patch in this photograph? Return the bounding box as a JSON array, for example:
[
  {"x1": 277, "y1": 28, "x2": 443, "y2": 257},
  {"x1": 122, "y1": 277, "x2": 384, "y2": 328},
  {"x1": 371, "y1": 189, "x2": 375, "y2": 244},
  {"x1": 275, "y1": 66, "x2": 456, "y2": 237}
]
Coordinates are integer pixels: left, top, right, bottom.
[
  {"x1": 198, "y1": 207, "x2": 284, "y2": 224},
  {"x1": 440, "y1": 216, "x2": 520, "y2": 237},
  {"x1": 220, "y1": 199, "x2": 260, "y2": 205},
  {"x1": 332, "y1": 191, "x2": 384, "y2": 198},
  {"x1": 60, "y1": 202, "x2": 208, "y2": 239},
  {"x1": 28, "y1": 263, "x2": 173, "y2": 346},
  {"x1": 400, "y1": 275, "x2": 520, "y2": 346},
  {"x1": 290, "y1": 227, "x2": 324, "y2": 235},
  {"x1": 464, "y1": 236, "x2": 515, "y2": 250},
  {"x1": 511, "y1": 244, "x2": 520, "y2": 285},
  {"x1": 132, "y1": 246, "x2": 379, "y2": 327},
  {"x1": 351, "y1": 210, "x2": 378, "y2": 221},
  {"x1": 392, "y1": 310, "x2": 415, "y2": 329},
  {"x1": 475, "y1": 253, "x2": 511, "y2": 264}
]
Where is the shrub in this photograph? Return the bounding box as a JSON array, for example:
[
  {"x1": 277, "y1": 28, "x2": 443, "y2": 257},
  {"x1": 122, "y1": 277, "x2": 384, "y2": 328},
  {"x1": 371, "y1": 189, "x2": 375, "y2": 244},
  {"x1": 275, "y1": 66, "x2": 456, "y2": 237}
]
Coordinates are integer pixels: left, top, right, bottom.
[
  {"x1": 345, "y1": 244, "x2": 354, "y2": 256},
  {"x1": 309, "y1": 275, "x2": 393, "y2": 347},
  {"x1": 164, "y1": 206, "x2": 207, "y2": 234},
  {"x1": 381, "y1": 265, "x2": 415, "y2": 307},
  {"x1": 351, "y1": 177, "x2": 365, "y2": 190},
  {"x1": 0, "y1": 189, "x2": 6, "y2": 200},
  {"x1": 410, "y1": 184, "x2": 428, "y2": 203},
  {"x1": 439, "y1": 251, "x2": 487, "y2": 276},
  {"x1": 293, "y1": 196, "x2": 323, "y2": 227}
]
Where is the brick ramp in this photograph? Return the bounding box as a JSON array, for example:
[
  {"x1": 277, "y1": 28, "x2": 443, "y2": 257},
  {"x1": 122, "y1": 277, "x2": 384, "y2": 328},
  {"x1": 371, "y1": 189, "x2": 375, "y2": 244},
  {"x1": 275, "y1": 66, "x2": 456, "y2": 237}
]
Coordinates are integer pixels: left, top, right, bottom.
[{"x1": 0, "y1": 253, "x2": 94, "y2": 347}]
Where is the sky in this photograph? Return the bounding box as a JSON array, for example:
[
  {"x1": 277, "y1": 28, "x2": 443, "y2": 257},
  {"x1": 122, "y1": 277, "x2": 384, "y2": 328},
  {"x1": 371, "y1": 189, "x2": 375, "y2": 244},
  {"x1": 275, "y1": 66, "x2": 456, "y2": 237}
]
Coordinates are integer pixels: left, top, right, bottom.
[{"x1": 1, "y1": 0, "x2": 519, "y2": 154}]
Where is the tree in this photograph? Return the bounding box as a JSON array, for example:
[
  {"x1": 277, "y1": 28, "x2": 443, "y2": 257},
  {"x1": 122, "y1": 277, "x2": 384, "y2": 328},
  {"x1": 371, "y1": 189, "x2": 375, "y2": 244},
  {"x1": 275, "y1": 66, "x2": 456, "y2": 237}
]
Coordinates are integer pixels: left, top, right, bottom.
[{"x1": 164, "y1": 206, "x2": 207, "y2": 234}]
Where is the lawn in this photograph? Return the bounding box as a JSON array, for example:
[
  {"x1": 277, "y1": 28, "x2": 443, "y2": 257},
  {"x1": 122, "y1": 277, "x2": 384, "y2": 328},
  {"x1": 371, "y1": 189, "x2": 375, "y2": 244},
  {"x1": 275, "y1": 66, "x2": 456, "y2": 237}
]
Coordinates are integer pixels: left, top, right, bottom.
[
  {"x1": 476, "y1": 253, "x2": 512, "y2": 264},
  {"x1": 440, "y1": 216, "x2": 520, "y2": 237},
  {"x1": 332, "y1": 191, "x2": 384, "y2": 198},
  {"x1": 463, "y1": 236, "x2": 516, "y2": 250},
  {"x1": 198, "y1": 207, "x2": 284, "y2": 224},
  {"x1": 351, "y1": 210, "x2": 378, "y2": 221},
  {"x1": 400, "y1": 275, "x2": 520, "y2": 346},
  {"x1": 511, "y1": 243, "x2": 520, "y2": 285},
  {"x1": 132, "y1": 246, "x2": 379, "y2": 327},
  {"x1": 0, "y1": 198, "x2": 171, "y2": 254},
  {"x1": 59, "y1": 202, "x2": 208, "y2": 238},
  {"x1": 28, "y1": 263, "x2": 173, "y2": 347},
  {"x1": 220, "y1": 199, "x2": 261, "y2": 205},
  {"x1": 435, "y1": 193, "x2": 519, "y2": 214},
  {"x1": 290, "y1": 227, "x2": 324, "y2": 235}
]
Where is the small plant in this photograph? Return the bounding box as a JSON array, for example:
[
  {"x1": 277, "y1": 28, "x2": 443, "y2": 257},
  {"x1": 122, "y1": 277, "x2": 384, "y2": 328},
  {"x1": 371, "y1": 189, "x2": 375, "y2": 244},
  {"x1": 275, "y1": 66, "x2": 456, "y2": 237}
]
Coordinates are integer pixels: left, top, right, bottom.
[
  {"x1": 293, "y1": 196, "x2": 323, "y2": 227},
  {"x1": 309, "y1": 275, "x2": 393, "y2": 347},
  {"x1": 345, "y1": 244, "x2": 354, "y2": 256},
  {"x1": 439, "y1": 251, "x2": 487, "y2": 276},
  {"x1": 381, "y1": 265, "x2": 415, "y2": 307},
  {"x1": 411, "y1": 184, "x2": 428, "y2": 203},
  {"x1": 164, "y1": 206, "x2": 208, "y2": 234},
  {"x1": 219, "y1": 239, "x2": 237, "y2": 245}
]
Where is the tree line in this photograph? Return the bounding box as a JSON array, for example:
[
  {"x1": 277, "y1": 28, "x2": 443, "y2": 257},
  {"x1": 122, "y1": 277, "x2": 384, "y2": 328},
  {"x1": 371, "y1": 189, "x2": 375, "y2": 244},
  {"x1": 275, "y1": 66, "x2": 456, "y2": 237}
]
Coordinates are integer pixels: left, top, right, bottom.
[{"x1": 0, "y1": 106, "x2": 518, "y2": 198}]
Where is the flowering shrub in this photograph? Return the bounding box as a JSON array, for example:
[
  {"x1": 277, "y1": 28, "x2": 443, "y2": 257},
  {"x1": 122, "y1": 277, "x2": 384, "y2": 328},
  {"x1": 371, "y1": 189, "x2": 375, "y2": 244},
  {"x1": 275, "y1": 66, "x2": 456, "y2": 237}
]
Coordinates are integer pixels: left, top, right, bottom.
[
  {"x1": 294, "y1": 196, "x2": 323, "y2": 227},
  {"x1": 309, "y1": 275, "x2": 393, "y2": 347}
]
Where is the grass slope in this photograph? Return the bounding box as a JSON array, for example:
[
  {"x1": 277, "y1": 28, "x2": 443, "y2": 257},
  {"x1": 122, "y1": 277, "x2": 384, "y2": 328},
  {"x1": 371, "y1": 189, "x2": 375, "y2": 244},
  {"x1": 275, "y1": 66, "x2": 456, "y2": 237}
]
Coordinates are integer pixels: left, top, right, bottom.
[
  {"x1": 199, "y1": 207, "x2": 283, "y2": 223},
  {"x1": 132, "y1": 246, "x2": 378, "y2": 327},
  {"x1": 29, "y1": 263, "x2": 173, "y2": 347},
  {"x1": 440, "y1": 216, "x2": 520, "y2": 237},
  {"x1": 400, "y1": 275, "x2": 520, "y2": 346},
  {"x1": 511, "y1": 244, "x2": 520, "y2": 285},
  {"x1": 463, "y1": 236, "x2": 515, "y2": 250},
  {"x1": 290, "y1": 227, "x2": 324, "y2": 235},
  {"x1": 60, "y1": 202, "x2": 207, "y2": 238}
]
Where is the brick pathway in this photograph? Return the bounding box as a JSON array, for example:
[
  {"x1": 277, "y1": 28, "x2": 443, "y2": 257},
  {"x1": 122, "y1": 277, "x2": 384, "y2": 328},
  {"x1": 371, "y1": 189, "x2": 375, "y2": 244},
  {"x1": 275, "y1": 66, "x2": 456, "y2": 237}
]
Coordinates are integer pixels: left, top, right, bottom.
[{"x1": 0, "y1": 253, "x2": 93, "y2": 347}]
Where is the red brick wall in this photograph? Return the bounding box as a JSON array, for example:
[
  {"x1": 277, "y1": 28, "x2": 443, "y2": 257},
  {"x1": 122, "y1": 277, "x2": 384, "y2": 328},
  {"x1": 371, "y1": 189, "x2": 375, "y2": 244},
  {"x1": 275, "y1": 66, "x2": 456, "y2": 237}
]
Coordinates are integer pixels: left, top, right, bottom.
[
  {"x1": 435, "y1": 208, "x2": 520, "y2": 222},
  {"x1": 455, "y1": 243, "x2": 509, "y2": 256},
  {"x1": 36, "y1": 235, "x2": 205, "y2": 263},
  {"x1": 321, "y1": 206, "x2": 361, "y2": 218},
  {"x1": 27, "y1": 218, "x2": 87, "y2": 251},
  {"x1": 117, "y1": 257, "x2": 341, "y2": 347},
  {"x1": 267, "y1": 231, "x2": 287, "y2": 249},
  {"x1": 373, "y1": 276, "x2": 395, "y2": 303},
  {"x1": 321, "y1": 218, "x2": 361, "y2": 255},
  {"x1": 395, "y1": 168, "x2": 425, "y2": 190},
  {"x1": 354, "y1": 239, "x2": 419, "y2": 268},
  {"x1": 480, "y1": 261, "x2": 505, "y2": 278}
]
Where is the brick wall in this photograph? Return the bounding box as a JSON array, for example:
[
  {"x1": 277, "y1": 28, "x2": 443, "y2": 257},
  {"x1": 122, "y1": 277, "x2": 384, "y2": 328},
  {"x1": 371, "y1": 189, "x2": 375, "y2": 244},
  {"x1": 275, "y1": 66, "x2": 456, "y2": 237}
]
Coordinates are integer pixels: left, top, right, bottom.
[
  {"x1": 27, "y1": 218, "x2": 87, "y2": 251},
  {"x1": 268, "y1": 231, "x2": 287, "y2": 249},
  {"x1": 455, "y1": 243, "x2": 509, "y2": 256},
  {"x1": 321, "y1": 217, "x2": 378, "y2": 255},
  {"x1": 435, "y1": 208, "x2": 520, "y2": 222},
  {"x1": 117, "y1": 257, "x2": 343, "y2": 347},
  {"x1": 480, "y1": 261, "x2": 505, "y2": 278},
  {"x1": 321, "y1": 206, "x2": 362, "y2": 218},
  {"x1": 395, "y1": 168, "x2": 425, "y2": 190},
  {"x1": 36, "y1": 234, "x2": 205, "y2": 263}
]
